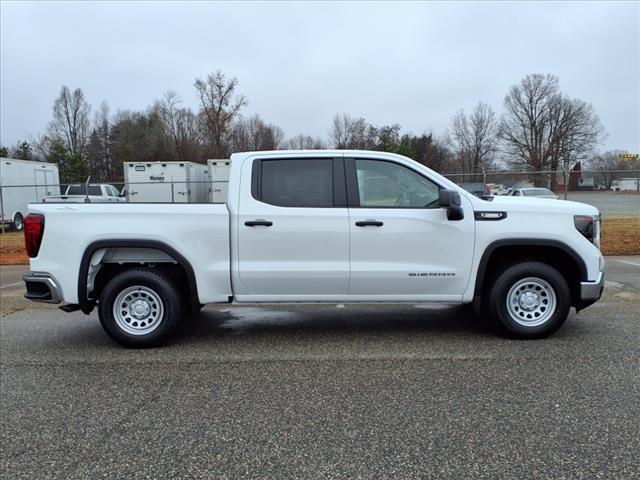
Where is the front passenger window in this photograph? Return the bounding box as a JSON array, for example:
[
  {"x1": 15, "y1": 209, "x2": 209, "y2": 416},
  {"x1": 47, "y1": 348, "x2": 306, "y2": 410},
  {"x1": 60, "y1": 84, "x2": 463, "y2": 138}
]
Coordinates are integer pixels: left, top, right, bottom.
[{"x1": 355, "y1": 160, "x2": 440, "y2": 208}]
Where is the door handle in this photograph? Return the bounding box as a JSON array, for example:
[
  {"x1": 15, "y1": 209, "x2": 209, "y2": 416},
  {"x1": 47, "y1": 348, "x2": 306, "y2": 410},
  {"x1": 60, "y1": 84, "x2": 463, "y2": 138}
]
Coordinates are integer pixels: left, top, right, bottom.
[
  {"x1": 355, "y1": 220, "x2": 383, "y2": 227},
  {"x1": 245, "y1": 219, "x2": 273, "y2": 227}
]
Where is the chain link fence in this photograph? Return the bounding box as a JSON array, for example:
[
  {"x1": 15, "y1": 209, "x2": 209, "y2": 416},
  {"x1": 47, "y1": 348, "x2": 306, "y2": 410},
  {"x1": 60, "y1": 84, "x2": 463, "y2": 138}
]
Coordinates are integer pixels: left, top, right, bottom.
[
  {"x1": 443, "y1": 169, "x2": 640, "y2": 216},
  {"x1": 2, "y1": 170, "x2": 639, "y2": 233}
]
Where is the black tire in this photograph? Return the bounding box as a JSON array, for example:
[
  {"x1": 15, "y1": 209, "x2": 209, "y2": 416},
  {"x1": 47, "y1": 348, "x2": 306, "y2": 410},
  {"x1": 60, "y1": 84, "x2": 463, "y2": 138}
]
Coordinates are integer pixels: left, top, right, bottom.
[
  {"x1": 488, "y1": 261, "x2": 570, "y2": 339},
  {"x1": 13, "y1": 213, "x2": 24, "y2": 231},
  {"x1": 98, "y1": 268, "x2": 183, "y2": 348}
]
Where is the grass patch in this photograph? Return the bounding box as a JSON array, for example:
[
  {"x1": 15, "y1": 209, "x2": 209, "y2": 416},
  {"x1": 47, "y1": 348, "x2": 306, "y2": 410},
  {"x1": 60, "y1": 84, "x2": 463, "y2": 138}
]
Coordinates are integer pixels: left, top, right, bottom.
[
  {"x1": 0, "y1": 232, "x2": 28, "y2": 265},
  {"x1": 601, "y1": 216, "x2": 640, "y2": 256}
]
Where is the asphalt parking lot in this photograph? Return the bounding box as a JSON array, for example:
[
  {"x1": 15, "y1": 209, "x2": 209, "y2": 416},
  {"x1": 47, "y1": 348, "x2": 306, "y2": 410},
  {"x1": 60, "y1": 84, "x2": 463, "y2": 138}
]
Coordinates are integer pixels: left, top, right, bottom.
[{"x1": 1, "y1": 260, "x2": 639, "y2": 479}]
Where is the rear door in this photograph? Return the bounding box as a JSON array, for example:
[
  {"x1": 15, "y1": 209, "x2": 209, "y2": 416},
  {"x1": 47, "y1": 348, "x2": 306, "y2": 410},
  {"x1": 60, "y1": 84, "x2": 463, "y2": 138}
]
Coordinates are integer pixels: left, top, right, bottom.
[
  {"x1": 346, "y1": 157, "x2": 475, "y2": 300},
  {"x1": 34, "y1": 169, "x2": 47, "y2": 200},
  {"x1": 236, "y1": 156, "x2": 350, "y2": 299}
]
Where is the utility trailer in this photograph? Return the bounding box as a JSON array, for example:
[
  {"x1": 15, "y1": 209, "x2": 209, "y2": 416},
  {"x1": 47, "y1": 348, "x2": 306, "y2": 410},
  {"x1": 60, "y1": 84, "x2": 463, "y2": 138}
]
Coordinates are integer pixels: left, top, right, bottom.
[
  {"x1": 123, "y1": 162, "x2": 208, "y2": 203},
  {"x1": 207, "y1": 159, "x2": 233, "y2": 203},
  {"x1": 0, "y1": 158, "x2": 60, "y2": 230}
]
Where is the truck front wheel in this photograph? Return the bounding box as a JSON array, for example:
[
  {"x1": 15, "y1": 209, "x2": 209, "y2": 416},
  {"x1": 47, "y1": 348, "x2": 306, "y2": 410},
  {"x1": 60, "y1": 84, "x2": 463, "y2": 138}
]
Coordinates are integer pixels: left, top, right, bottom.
[
  {"x1": 488, "y1": 261, "x2": 570, "y2": 339},
  {"x1": 98, "y1": 268, "x2": 183, "y2": 348}
]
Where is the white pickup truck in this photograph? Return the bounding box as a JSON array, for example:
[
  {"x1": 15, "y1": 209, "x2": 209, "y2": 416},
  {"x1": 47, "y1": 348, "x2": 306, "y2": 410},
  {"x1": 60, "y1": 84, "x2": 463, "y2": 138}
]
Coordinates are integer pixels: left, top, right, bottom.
[
  {"x1": 22, "y1": 150, "x2": 605, "y2": 347},
  {"x1": 43, "y1": 183, "x2": 126, "y2": 203}
]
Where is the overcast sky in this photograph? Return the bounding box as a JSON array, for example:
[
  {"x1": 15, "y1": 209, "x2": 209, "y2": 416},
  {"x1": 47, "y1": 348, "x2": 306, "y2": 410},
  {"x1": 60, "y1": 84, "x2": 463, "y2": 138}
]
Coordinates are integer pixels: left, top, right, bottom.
[{"x1": 1, "y1": 1, "x2": 638, "y2": 152}]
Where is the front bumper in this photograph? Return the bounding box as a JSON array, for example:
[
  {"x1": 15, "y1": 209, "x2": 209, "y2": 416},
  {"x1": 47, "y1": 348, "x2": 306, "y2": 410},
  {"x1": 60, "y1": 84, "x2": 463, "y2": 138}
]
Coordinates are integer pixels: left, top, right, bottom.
[
  {"x1": 23, "y1": 272, "x2": 62, "y2": 304},
  {"x1": 577, "y1": 270, "x2": 605, "y2": 311},
  {"x1": 580, "y1": 270, "x2": 605, "y2": 300}
]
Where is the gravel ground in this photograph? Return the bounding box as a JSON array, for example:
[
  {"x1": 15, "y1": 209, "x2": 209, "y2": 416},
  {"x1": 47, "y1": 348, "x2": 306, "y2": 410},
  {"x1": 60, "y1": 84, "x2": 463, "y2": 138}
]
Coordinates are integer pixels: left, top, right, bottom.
[{"x1": 1, "y1": 262, "x2": 639, "y2": 479}]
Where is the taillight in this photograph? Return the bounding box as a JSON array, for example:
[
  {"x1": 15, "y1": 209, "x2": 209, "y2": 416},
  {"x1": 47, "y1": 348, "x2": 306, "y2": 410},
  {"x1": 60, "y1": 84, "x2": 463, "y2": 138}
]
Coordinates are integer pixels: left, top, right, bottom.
[{"x1": 24, "y1": 214, "x2": 45, "y2": 258}]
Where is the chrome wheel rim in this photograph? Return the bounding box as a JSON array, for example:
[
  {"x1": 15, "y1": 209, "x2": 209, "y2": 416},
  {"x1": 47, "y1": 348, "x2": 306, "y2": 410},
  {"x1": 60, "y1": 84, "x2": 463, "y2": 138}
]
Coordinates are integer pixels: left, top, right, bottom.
[
  {"x1": 506, "y1": 277, "x2": 556, "y2": 327},
  {"x1": 14, "y1": 216, "x2": 23, "y2": 230},
  {"x1": 113, "y1": 285, "x2": 164, "y2": 335}
]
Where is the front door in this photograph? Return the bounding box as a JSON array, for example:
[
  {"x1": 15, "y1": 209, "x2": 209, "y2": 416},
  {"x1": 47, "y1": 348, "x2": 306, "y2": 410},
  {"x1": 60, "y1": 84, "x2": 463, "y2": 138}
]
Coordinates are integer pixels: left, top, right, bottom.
[
  {"x1": 346, "y1": 158, "x2": 475, "y2": 300},
  {"x1": 236, "y1": 156, "x2": 350, "y2": 299}
]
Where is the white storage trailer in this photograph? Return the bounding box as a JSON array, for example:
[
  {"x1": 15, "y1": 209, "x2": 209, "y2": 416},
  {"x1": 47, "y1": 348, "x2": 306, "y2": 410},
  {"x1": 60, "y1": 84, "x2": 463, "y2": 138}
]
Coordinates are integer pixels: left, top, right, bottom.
[
  {"x1": 611, "y1": 178, "x2": 640, "y2": 192},
  {"x1": 0, "y1": 158, "x2": 60, "y2": 230},
  {"x1": 123, "y1": 162, "x2": 208, "y2": 203},
  {"x1": 207, "y1": 159, "x2": 232, "y2": 203}
]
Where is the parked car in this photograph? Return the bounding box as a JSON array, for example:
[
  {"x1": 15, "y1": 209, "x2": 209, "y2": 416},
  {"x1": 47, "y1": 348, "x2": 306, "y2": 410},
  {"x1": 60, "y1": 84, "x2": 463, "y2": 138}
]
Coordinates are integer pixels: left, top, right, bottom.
[
  {"x1": 22, "y1": 150, "x2": 604, "y2": 347},
  {"x1": 509, "y1": 187, "x2": 558, "y2": 199},
  {"x1": 42, "y1": 183, "x2": 126, "y2": 203},
  {"x1": 0, "y1": 158, "x2": 59, "y2": 230},
  {"x1": 486, "y1": 183, "x2": 509, "y2": 195}
]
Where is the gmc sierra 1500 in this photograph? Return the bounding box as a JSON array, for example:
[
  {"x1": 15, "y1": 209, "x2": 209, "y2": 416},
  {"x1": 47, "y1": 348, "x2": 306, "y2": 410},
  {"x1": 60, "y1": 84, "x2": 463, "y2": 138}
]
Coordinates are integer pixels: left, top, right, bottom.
[{"x1": 22, "y1": 150, "x2": 604, "y2": 347}]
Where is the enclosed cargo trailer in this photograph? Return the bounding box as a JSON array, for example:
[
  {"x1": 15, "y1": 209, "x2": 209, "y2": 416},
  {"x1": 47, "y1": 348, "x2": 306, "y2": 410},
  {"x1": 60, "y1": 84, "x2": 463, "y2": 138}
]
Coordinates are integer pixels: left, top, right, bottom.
[
  {"x1": 0, "y1": 158, "x2": 60, "y2": 230},
  {"x1": 207, "y1": 159, "x2": 232, "y2": 203},
  {"x1": 123, "y1": 162, "x2": 208, "y2": 203}
]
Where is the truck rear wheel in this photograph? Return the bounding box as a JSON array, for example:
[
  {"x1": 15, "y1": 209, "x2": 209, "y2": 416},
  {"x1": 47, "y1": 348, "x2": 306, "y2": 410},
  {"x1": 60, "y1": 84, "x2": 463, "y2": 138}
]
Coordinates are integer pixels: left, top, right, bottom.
[
  {"x1": 488, "y1": 261, "x2": 570, "y2": 339},
  {"x1": 98, "y1": 268, "x2": 183, "y2": 348}
]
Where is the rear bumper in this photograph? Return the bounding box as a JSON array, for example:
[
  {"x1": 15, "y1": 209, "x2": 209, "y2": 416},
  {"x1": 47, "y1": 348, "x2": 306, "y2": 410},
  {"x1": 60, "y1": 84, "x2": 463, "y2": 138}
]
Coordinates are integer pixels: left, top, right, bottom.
[{"x1": 23, "y1": 272, "x2": 62, "y2": 304}]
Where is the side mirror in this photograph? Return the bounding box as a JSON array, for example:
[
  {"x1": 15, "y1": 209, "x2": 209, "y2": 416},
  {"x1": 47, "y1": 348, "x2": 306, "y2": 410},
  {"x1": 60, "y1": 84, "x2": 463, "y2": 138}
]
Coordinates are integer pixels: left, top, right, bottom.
[
  {"x1": 438, "y1": 189, "x2": 464, "y2": 221},
  {"x1": 438, "y1": 189, "x2": 460, "y2": 207}
]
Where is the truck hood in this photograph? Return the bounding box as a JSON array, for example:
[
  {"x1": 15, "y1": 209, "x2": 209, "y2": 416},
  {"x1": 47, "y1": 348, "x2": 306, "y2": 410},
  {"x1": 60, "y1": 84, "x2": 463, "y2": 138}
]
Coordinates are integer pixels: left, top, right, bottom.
[{"x1": 476, "y1": 195, "x2": 600, "y2": 216}]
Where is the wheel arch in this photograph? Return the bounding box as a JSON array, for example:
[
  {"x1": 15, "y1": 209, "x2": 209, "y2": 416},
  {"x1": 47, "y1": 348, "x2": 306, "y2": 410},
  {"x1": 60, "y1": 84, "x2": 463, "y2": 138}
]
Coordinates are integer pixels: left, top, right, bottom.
[
  {"x1": 473, "y1": 239, "x2": 588, "y2": 309},
  {"x1": 78, "y1": 239, "x2": 199, "y2": 314}
]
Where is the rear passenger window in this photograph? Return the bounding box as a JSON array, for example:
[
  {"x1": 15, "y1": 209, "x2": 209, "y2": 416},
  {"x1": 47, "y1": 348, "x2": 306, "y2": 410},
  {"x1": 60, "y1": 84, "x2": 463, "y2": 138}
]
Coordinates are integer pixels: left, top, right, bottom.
[{"x1": 259, "y1": 159, "x2": 333, "y2": 207}]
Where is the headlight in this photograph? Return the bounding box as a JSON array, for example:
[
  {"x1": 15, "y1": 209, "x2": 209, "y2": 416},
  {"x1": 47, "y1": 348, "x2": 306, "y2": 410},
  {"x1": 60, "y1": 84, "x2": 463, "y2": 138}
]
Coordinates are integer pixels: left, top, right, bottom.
[{"x1": 574, "y1": 214, "x2": 601, "y2": 249}]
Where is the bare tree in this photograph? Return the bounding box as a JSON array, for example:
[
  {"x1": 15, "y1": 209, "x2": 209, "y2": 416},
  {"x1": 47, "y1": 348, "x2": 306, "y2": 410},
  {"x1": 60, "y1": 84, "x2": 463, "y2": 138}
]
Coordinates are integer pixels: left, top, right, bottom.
[
  {"x1": 230, "y1": 115, "x2": 284, "y2": 152},
  {"x1": 283, "y1": 134, "x2": 326, "y2": 149},
  {"x1": 48, "y1": 86, "x2": 91, "y2": 159},
  {"x1": 330, "y1": 113, "x2": 351, "y2": 148},
  {"x1": 500, "y1": 74, "x2": 560, "y2": 171},
  {"x1": 173, "y1": 108, "x2": 203, "y2": 161},
  {"x1": 587, "y1": 150, "x2": 632, "y2": 189},
  {"x1": 500, "y1": 74, "x2": 604, "y2": 178},
  {"x1": 194, "y1": 71, "x2": 247, "y2": 157},
  {"x1": 155, "y1": 90, "x2": 184, "y2": 161},
  {"x1": 90, "y1": 101, "x2": 113, "y2": 178},
  {"x1": 450, "y1": 102, "x2": 498, "y2": 177},
  {"x1": 329, "y1": 113, "x2": 376, "y2": 149},
  {"x1": 546, "y1": 96, "x2": 604, "y2": 173}
]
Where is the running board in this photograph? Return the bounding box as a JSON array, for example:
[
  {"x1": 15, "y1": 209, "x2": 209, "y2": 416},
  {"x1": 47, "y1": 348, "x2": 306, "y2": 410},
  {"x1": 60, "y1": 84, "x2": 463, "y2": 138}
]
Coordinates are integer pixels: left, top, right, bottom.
[{"x1": 59, "y1": 304, "x2": 82, "y2": 313}]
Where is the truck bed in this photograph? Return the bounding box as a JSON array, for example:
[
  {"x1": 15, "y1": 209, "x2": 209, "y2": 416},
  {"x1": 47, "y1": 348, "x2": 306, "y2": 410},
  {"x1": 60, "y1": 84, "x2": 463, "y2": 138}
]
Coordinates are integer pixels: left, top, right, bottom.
[{"x1": 28, "y1": 203, "x2": 231, "y2": 304}]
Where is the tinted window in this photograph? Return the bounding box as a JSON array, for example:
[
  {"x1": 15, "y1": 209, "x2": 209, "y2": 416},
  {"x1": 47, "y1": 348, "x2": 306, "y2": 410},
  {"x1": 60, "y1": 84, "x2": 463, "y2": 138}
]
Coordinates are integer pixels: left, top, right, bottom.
[
  {"x1": 260, "y1": 159, "x2": 333, "y2": 207},
  {"x1": 67, "y1": 185, "x2": 102, "y2": 196},
  {"x1": 355, "y1": 160, "x2": 439, "y2": 208}
]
